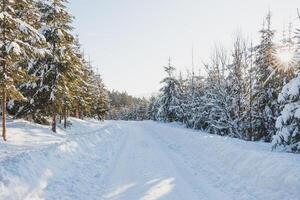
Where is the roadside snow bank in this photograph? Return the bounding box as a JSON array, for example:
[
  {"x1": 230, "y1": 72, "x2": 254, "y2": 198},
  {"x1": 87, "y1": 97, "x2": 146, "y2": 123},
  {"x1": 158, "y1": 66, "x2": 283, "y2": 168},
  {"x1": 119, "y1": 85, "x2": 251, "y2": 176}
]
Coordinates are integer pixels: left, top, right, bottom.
[
  {"x1": 145, "y1": 121, "x2": 300, "y2": 200},
  {"x1": 0, "y1": 119, "x2": 124, "y2": 200}
]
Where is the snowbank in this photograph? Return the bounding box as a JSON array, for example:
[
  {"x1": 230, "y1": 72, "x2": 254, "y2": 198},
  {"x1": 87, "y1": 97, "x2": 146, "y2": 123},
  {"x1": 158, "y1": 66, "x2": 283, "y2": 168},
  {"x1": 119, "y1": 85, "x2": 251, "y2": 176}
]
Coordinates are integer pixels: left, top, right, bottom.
[
  {"x1": 144, "y1": 121, "x2": 300, "y2": 200},
  {"x1": 0, "y1": 118, "x2": 124, "y2": 200}
]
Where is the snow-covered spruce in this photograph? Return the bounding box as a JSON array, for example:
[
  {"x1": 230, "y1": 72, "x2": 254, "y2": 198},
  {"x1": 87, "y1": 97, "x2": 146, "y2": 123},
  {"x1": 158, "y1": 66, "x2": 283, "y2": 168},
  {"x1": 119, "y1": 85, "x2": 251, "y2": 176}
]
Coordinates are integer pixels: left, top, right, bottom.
[
  {"x1": 0, "y1": 0, "x2": 47, "y2": 141},
  {"x1": 156, "y1": 58, "x2": 184, "y2": 122},
  {"x1": 6, "y1": 0, "x2": 110, "y2": 137},
  {"x1": 251, "y1": 12, "x2": 280, "y2": 142},
  {"x1": 272, "y1": 24, "x2": 300, "y2": 152},
  {"x1": 273, "y1": 74, "x2": 300, "y2": 152}
]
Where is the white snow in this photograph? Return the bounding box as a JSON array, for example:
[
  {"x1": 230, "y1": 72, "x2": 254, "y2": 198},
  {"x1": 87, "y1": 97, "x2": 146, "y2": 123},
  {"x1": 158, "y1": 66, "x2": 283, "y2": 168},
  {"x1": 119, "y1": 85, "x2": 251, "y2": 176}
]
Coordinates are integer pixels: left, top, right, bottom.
[
  {"x1": 6, "y1": 42, "x2": 21, "y2": 55},
  {"x1": 279, "y1": 74, "x2": 300, "y2": 103},
  {"x1": 0, "y1": 120, "x2": 299, "y2": 200}
]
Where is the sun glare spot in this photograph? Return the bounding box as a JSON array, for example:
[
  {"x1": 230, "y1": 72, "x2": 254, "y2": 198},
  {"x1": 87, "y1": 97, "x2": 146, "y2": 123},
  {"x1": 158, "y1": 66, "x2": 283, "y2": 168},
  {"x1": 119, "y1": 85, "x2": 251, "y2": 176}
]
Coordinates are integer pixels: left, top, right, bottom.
[
  {"x1": 140, "y1": 178, "x2": 175, "y2": 200},
  {"x1": 277, "y1": 49, "x2": 294, "y2": 64},
  {"x1": 276, "y1": 47, "x2": 296, "y2": 72}
]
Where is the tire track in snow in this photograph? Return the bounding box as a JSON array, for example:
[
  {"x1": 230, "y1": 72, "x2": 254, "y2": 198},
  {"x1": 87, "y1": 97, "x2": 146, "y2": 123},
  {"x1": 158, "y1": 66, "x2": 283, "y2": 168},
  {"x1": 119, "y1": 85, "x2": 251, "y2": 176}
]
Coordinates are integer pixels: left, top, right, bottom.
[
  {"x1": 100, "y1": 121, "x2": 200, "y2": 200},
  {"x1": 141, "y1": 121, "x2": 234, "y2": 200}
]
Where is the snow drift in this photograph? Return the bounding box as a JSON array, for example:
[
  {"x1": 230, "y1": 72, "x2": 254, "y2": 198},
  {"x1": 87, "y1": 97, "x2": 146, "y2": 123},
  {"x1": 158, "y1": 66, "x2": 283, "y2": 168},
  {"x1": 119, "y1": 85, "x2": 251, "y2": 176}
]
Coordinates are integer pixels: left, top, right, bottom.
[
  {"x1": 0, "y1": 119, "x2": 125, "y2": 200},
  {"x1": 144, "y1": 121, "x2": 300, "y2": 200}
]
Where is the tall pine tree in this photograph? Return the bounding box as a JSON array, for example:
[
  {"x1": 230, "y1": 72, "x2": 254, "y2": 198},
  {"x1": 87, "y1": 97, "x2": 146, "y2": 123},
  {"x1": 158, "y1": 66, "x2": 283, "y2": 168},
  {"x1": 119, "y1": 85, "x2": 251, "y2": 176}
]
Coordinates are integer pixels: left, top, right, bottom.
[
  {"x1": 0, "y1": 0, "x2": 46, "y2": 141},
  {"x1": 252, "y1": 12, "x2": 279, "y2": 141},
  {"x1": 39, "y1": 0, "x2": 77, "y2": 132},
  {"x1": 272, "y1": 16, "x2": 300, "y2": 152},
  {"x1": 157, "y1": 58, "x2": 183, "y2": 122}
]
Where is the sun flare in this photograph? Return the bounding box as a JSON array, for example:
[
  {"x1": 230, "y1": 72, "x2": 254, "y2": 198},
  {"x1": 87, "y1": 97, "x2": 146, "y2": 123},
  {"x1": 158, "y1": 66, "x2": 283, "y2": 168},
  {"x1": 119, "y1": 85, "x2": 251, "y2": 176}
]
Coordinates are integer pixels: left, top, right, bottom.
[{"x1": 276, "y1": 47, "x2": 296, "y2": 71}]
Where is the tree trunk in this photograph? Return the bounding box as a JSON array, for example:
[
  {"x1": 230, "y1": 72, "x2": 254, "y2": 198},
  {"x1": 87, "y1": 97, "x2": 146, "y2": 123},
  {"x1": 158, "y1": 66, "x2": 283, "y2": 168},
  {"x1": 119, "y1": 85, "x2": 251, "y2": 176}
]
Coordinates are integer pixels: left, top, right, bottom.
[
  {"x1": 2, "y1": 0, "x2": 7, "y2": 141},
  {"x1": 63, "y1": 105, "x2": 67, "y2": 129},
  {"x1": 2, "y1": 88, "x2": 6, "y2": 141},
  {"x1": 51, "y1": 102, "x2": 56, "y2": 133},
  {"x1": 76, "y1": 105, "x2": 80, "y2": 118},
  {"x1": 79, "y1": 107, "x2": 83, "y2": 119},
  {"x1": 32, "y1": 112, "x2": 35, "y2": 122},
  {"x1": 248, "y1": 42, "x2": 254, "y2": 141}
]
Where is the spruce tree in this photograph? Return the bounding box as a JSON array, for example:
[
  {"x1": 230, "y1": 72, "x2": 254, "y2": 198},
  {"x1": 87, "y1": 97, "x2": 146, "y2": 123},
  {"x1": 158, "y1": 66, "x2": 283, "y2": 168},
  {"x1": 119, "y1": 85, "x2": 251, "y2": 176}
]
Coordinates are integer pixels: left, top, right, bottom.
[
  {"x1": 183, "y1": 70, "x2": 206, "y2": 129},
  {"x1": 272, "y1": 74, "x2": 300, "y2": 152},
  {"x1": 157, "y1": 58, "x2": 183, "y2": 122},
  {"x1": 0, "y1": 0, "x2": 45, "y2": 141},
  {"x1": 226, "y1": 36, "x2": 248, "y2": 138},
  {"x1": 38, "y1": 0, "x2": 77, "y2": 132},
  {"x1": 252, "y1": 12, "x2": 279, "y2": 141},
  {"x1": 204, "y1": 48, "x2": 234, "y2": 135},
  {"x1": 244, "y1": 42, "x2": 255, "y2": 140},
  {"x1": 67, "y1": 36, "x2": 90, "y2": 121},
  {"x1": 272, "y1": 19, "x2": 300, "y2": 152},
  {"x1": 148, "y1": 96, "x2": 160, "y2": 121},
  {"x1": 90, "y1": 74, "x2": 109, "y2": 120}
]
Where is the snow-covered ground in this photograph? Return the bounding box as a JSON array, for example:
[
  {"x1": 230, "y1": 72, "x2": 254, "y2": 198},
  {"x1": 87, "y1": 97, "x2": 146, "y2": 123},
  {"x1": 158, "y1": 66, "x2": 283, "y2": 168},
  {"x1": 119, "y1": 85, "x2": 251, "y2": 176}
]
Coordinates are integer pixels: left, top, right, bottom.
[{"x1": 0, "y1": 120, "x2": 299, "y2": 200}]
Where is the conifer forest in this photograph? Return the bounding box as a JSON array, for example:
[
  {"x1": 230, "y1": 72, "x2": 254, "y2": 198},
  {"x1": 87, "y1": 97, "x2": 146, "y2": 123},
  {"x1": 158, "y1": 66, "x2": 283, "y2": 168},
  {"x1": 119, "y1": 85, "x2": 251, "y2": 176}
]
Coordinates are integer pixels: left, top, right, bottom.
[{"x1": 0, "y1": 1, "x2": 299, "y2": 200}]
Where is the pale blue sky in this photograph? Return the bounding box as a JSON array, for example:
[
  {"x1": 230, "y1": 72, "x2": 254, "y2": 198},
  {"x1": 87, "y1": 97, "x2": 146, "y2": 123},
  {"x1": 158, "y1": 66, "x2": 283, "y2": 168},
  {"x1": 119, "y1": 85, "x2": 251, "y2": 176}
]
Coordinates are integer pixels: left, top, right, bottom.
[{"x1": 69, "y1": 0, "x2": 300, "y2": 97}]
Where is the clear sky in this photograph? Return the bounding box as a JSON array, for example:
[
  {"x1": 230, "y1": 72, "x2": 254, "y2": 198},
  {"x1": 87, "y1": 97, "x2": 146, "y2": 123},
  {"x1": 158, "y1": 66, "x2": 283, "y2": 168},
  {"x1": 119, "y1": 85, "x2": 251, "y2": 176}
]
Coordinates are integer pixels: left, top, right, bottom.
[{"x1": 69, "y1": 0, "x2": 300, "y2": 97}]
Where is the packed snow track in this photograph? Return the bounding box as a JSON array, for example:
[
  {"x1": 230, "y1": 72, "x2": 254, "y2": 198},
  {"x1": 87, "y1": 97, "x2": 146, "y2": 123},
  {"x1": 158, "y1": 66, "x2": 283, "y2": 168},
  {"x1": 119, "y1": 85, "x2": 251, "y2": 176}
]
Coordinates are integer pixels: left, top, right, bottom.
[{"x1": 0, "y1": 119, "x2": 299, "y2": 200}]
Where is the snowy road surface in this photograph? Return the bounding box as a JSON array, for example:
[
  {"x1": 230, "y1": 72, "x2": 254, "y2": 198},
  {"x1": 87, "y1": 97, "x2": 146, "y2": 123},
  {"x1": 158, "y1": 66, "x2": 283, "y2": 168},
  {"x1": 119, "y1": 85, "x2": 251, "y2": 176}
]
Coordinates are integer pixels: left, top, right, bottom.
[
  {"x1": 101, "y1": 122, "x2": 201, "y2": 200},
  {"x1": 1, "y1": 119, "x2": 300, "y2": 200}
]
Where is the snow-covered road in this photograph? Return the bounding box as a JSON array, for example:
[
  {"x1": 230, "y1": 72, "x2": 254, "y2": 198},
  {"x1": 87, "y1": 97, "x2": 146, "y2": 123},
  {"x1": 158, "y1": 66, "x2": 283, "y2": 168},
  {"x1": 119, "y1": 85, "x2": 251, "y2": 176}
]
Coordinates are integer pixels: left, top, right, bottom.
[
  {"x1": 101, "y1": 122, "x2": 201, "y2": 200},
  {"x1": 1, "y1": 120, "x2": 300, "y2": 200}
]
